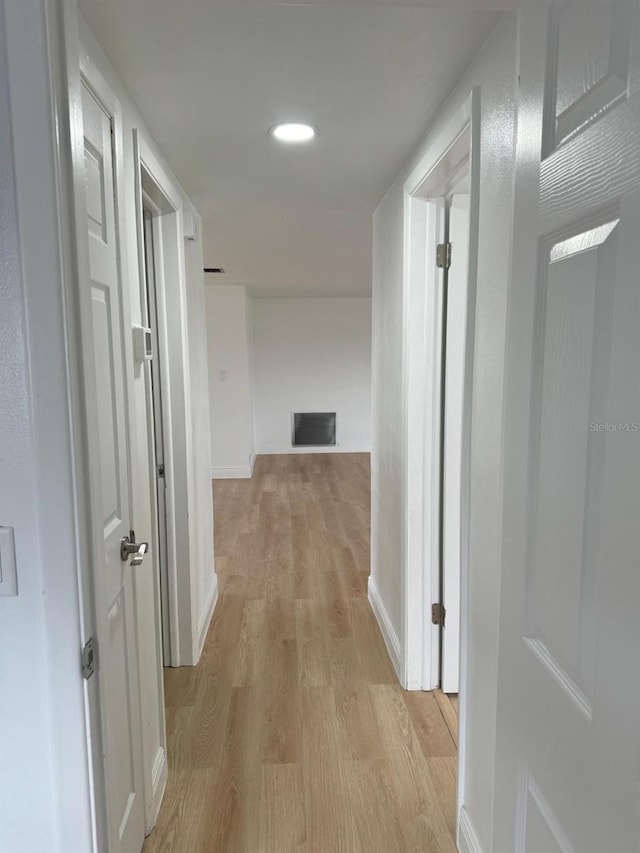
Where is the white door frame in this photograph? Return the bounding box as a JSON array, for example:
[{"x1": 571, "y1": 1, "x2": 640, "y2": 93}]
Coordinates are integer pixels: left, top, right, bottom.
[
  {"x1": 140, "y1": 197, "x2": 172, "y2": 664},
  {"x1": 133, "y1": 131, "x2": 197, "y2": 667},
  {"x1": 401, "y1": 88, "x2": 481, "y2": 831},
  {"x1": 442, "y1": 190, "x2": 471, "y2": 695}
]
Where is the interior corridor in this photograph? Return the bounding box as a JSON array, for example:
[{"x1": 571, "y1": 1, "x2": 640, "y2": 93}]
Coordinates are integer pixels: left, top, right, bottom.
[{"x1": 145, "y1": 454, "x2": 458, "y2": 852}]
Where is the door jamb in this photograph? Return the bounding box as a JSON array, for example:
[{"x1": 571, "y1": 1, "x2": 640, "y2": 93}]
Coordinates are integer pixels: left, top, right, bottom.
[
  {"x1": 140, "y1": 194, "x2": 172, "y2": 664},
  {"x1": 401, "y1": 87, "x2": 481, "y2": 837},
  {"x1": 133, "y1": 145, "x2": 180, "y2": 666},
  {"x1": 133, "y1": 130, "x2": 196, "y2": 666}
]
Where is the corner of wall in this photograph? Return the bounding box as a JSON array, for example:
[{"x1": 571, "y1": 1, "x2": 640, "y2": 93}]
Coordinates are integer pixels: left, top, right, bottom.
[
  {"x1": 245, "y1": 290, "x2": 257, "y2": 460},
  {"x1": 458, "y1": 808, "x2": 485, "y2": 853},
  {"x1": 368, "y1": 576, "x2": 403, "y2": 682},
  {"x1": 211, "y1": 462, "x2": 255, "y2": 479},
  {"x1": 193, "y1": 571, "x2": 218, "y2": 664}
]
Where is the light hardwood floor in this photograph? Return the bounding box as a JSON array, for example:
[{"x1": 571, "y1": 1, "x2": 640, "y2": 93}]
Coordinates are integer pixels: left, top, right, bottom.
[{"x1": 144, "y1": 453, "x2": 458, "y2": 853}]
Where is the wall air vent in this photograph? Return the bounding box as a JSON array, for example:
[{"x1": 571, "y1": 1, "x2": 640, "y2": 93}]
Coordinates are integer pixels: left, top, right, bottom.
[
  {"x1": 204, "y1": 267, "x2": 225, "y2": 274},
  {"x1": 292, "y1": 412, "x2": 336, "y2": 447}
]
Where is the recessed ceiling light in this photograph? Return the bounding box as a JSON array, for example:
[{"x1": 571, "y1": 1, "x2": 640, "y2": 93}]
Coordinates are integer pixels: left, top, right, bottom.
[{"x1": 270, "y1": 122, "x2": 316, "y2": 143}]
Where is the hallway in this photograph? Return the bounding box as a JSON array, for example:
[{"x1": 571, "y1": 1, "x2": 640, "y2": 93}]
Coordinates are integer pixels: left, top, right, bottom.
[{"x1": 145, "y1": 454, "x2": 458, "y2": 853}]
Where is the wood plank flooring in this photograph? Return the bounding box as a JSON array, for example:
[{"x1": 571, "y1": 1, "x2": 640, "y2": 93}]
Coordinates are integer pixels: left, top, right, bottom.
[{"x1": 144, "y1": 453, "x2": 458, "y2": 853}]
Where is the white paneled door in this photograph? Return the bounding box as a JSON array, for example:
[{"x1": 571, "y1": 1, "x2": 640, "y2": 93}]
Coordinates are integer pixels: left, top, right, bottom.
[
  {"x1": 81, "y1": 81, "x2": 145, "y2": 853},
  {"x1": 493, "y1": 2, "x2": 640, "y2": 851}
]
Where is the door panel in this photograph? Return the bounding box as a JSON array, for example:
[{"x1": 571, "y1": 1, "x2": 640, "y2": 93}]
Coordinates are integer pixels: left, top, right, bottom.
[
  {"x1": 522, "y1": 774, "x2": 574, "y2": 853},
  {"x1": 526, "y1": 215, "x2": 618, "y2": 715},
  {"x1": 493, "y1": 2, "x2": 640, "y2": 851},
  {"x1": 551, "y1": 2, "x2": 633, "y2": 150},
  {"x1": 91, "y1": 286, "x2": 123, "y2": 529},
  {"x1": 85, "y1": 143, "x2": 108, "y2": 242},
  {"x1": 82, "y1": 82, "x2": 145, "y2": 853},
  {"x1": 105, "y1": 592, "x2": 137, "y2": 829}
]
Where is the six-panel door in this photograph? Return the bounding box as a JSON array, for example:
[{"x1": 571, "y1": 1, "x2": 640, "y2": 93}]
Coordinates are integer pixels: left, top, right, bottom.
[
  {"x1": 493, "y1": 2, "x2": 640, "y2": 850},
  {"x1": 82, "y1": 81, "x2": 145, "y2": 853}
]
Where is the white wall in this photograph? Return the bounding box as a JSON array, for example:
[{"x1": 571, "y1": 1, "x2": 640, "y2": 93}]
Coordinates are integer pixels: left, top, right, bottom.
[
  {"x1": 206, "y1": 285, "x2": 256, "y2": 477},
  {"x1": 0, "y1": 1, "x2": 217, "y2": 847},
  {"x1": 0, "y1": 1, "x2": 94, "y2": 849},
  {"x1": 252, "y1": 297, "x2": 372, "y2": 454},
  {"x1": 184, "y1": 237, "x2": 218, "y2": 653},
  {"x1": 371, "y1": 14, "x2": 517, "y2": 853}
]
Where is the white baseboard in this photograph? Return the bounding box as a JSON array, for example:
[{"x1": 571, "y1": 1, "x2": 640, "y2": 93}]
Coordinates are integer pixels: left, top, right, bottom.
[
  {"x1": 194, "y1": 574, "x2": 219, "y2": 662},
  {"x1": 145, "y1": 746, "x2": 167, "y2": 835},
  {"x1": 256, "y1": 446, "x2": 371, "y2": 456},
  {"x1": 211, "y1": 454, "x2": 256, "y2": 479},
  {"x1": 368, "y1": 577, "x2": 402, "y2": 681},
  {"x1": 458, "y1": 807, "x2": 484, "y2": 853}
]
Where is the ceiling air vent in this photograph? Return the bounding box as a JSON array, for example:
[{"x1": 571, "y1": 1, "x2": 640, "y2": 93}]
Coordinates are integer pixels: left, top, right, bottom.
[
  {"x1": 204, "y1": 267, "x2": 225, "y2": 274},
  {"x1": 292, "y1": 412, "x2": 336, "y2": 447}
]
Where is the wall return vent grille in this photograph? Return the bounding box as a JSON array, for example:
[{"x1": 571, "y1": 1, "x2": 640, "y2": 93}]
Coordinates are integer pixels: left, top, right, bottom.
[{"x1": 292, "y1": 412, "x2": 336, "y2": 447}]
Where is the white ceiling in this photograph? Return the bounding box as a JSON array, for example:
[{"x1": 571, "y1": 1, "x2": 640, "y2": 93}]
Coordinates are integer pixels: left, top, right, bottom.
[{"x1": 80, "y1": 1, "x2": 500, "y2": 296}]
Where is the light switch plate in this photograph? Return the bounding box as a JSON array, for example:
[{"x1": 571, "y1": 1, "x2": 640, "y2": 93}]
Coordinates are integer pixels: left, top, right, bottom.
[
  {"x1": 183, "y1": 210, "x2": 197, "y2": 242},
  {"x1": 0, "y1": 526, "x2": 18, "y2": 596}
]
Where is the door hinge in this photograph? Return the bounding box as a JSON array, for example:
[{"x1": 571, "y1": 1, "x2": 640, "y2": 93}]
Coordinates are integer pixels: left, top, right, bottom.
[
  {"x1": 82, "y1": 637, "x2": 97, "y2": 680},
  {"x1": 436, "y1": 242, "x2": 452, "y2": 270},
  {"x1": 157, "y1": 463, "x2": 165, "y2": 478},
  {"x1": 431, "y1": 603, "x2": 446, "y2": 627}
]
